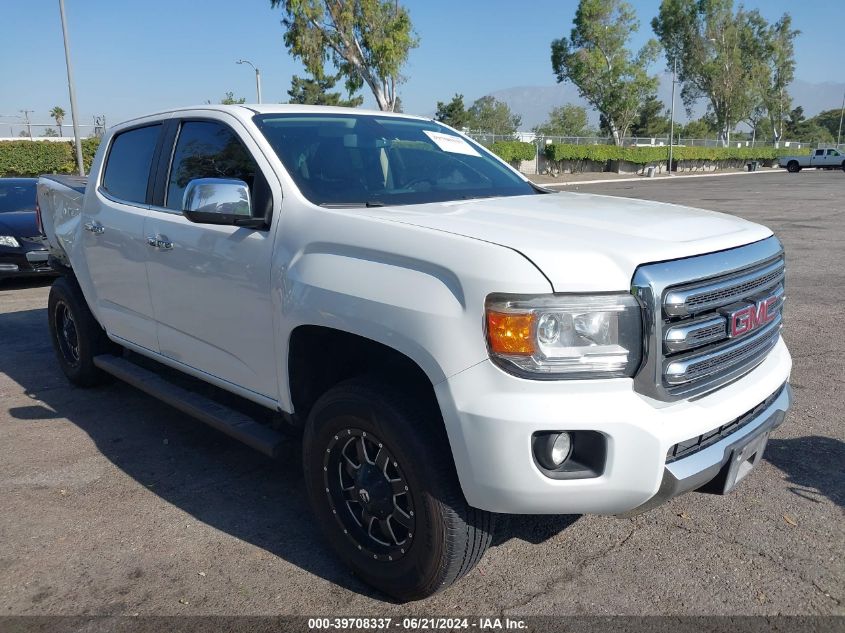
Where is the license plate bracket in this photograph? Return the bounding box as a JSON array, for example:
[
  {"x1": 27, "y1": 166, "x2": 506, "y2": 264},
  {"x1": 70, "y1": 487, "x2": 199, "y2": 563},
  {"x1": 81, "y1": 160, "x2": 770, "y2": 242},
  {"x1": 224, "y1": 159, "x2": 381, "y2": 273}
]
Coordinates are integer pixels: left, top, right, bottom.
[{"x1": 722, "y1": 430, "x2": 770, "y2": 493}]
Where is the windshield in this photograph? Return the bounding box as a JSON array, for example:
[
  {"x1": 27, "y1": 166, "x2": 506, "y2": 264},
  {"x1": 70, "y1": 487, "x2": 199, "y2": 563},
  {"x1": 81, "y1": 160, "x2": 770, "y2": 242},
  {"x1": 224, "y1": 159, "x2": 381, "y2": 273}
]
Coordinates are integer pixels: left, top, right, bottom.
[
  {"x1": 253, "y1": 113, "x2": 536, "y2": 206},
  {"x1": 0, "y1": 180, "x2": 36, "y2": 213}
]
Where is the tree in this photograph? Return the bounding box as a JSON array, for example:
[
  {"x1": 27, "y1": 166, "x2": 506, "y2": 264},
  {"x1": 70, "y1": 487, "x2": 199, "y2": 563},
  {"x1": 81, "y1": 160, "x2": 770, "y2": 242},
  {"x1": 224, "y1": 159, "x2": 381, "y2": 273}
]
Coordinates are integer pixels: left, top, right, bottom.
[
  {"x1": 287, "y1": 72, "x2": 364, "y2": 107},
  {"x1": 220, "y1": 92, "x2": 247, "y2": 105},
  {"x1": 551, "y1": 0, "x2": 660, "y2": 146},
  {"x1": 784, "y1": 106, "x2": 834, "y2": 143},
  {"x1": 42, "y1": 128, "x2": 59, "y2": 137},
  {"x1": 466, "y1": 96, "x2": 521, "y2": 135},
  {"x1": 759, "y1": 15, "x2": 799, "y2": 143},
  {"x1": 49, "y1": 106, "x2": 66, "y2": 137},
  {"x1": 270, "y1": 0, "x2": 418, "y2": 112},
  {"x1": 532, "y1": 104, "x2": 592, "y2": 137},
  {"x1": 435, "y1": 94, "x2": 469, "y2": 130},
  {"x1": 680, "y1": 116, "x2": 715, "y2": 139},
  {"x1": 652, "y1": 0, "x2": 788, "y2": 146},
  {"x1": 629, "y1": 95, "x2": 670, "y2": 137},
  {"x1": 435, "y1": 94, "x2": 468, "y2": 129},
  {"x1": 808, "y1": 109, "x2": 844, "y2": 140}
]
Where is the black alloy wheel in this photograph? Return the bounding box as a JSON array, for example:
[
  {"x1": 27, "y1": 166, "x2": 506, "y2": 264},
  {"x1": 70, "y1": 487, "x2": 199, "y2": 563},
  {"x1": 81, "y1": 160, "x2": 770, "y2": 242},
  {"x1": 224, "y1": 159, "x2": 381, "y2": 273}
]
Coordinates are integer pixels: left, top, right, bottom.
[
  {"x1": 324, "y1": 428, "x2": 415, "y2": 561},
  {"x1": 54, "y1": 300, "x2": 80, "y2": 366}
]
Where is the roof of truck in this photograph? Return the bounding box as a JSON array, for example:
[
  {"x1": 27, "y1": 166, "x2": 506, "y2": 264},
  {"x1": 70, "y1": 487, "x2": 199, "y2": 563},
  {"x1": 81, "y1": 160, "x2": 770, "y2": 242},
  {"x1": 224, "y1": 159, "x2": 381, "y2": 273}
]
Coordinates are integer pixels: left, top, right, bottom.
[{"x1": 116, "y1": 104, "x2": 433, "y2": 128}]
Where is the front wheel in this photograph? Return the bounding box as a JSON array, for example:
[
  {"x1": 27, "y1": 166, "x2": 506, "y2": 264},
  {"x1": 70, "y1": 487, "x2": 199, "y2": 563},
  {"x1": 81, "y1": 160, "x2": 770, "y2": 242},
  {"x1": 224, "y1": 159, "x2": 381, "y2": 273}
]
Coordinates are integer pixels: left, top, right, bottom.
[
  {"x1": 303, "y1": 378, "x2": 494, "y2": 601},
  {"x1": 841, "y1": 160, "x2": 845, "y2": 172},
  {"x1": 786, "y1": 160, "x2": 801, "y2": 173}
]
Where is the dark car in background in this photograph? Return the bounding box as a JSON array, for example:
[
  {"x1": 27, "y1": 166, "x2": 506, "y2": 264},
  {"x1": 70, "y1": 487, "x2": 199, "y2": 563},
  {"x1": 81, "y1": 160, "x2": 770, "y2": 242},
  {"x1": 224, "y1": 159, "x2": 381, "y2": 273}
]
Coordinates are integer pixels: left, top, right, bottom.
[{"x1": 0, "y1": 178, "x2": 56, "y2": 281}]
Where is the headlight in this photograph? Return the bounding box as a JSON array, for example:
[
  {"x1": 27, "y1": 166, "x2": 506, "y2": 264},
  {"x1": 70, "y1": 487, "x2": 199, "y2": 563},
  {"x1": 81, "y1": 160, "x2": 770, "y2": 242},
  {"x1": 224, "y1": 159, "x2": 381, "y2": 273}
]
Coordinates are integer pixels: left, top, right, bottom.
[
  {"x1": 0, "y1": 235, "x2": 20, "y2": 248},
  {"x1": 485, "y1": 293, "x2": 643, "y2": 379}
]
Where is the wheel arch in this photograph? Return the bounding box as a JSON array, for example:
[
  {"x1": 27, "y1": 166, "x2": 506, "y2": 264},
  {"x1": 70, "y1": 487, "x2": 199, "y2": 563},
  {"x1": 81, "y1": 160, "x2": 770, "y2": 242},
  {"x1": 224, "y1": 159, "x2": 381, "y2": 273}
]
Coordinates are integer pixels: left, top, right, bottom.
[{"x1": 287, "y1": 325, "x2": 443, "y2": 425}]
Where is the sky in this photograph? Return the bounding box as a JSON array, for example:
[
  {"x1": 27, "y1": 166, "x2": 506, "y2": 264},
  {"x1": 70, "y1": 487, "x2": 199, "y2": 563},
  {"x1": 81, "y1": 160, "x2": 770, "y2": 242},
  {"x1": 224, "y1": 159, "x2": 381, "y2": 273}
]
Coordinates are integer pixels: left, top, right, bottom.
[{"x1": 1, "y1": 0, "x2": 843, "y2": 135}]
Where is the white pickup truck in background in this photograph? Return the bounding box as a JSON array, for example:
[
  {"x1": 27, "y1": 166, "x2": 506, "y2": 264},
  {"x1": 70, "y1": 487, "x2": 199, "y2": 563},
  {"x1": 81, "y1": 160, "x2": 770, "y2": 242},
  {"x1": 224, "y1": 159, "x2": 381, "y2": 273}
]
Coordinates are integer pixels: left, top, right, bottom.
[
  {"x1": 779, "y1": 147, "x2": 845, "y2": 172},
  {"x1": 37, "y1": 104, "x2": 792, "y2": 601}
]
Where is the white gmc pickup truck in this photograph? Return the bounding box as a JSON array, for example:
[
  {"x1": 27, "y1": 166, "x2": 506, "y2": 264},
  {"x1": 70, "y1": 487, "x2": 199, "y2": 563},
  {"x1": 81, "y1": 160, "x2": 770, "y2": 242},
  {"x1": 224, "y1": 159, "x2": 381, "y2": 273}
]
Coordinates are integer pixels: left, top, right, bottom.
[{"x1": 38, "y1": 105, "x2": 792, "y2": 601}]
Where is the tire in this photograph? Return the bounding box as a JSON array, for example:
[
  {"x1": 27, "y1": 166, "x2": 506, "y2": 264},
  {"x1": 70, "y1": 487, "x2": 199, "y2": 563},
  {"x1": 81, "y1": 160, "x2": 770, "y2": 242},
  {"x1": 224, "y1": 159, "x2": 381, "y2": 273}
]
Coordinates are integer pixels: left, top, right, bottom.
[
  {"x1": 786, "y1": 160, "x2": 800, "y2": 173},
  {"x1": 48, "y1": 275, "x2": 119, "y2": 387},
  {"x1": 303, "y1": 378, "x2": 494, "y2": 601},
  {"x1": 841, "y1": 160, "x2": 845, "y2": 172}
]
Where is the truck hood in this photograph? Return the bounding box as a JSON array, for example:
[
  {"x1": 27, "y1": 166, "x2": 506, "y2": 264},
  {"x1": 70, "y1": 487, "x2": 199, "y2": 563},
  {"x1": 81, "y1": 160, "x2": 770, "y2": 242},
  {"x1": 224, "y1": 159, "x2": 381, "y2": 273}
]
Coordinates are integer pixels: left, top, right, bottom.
[{"x1": 364, "y1": 192, "x2": 773, "y2": 291}]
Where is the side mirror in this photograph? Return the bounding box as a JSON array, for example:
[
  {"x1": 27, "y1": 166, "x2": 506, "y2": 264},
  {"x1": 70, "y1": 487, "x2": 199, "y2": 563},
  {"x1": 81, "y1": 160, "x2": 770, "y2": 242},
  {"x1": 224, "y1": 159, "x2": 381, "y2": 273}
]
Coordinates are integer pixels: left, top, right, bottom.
[{"x1": 182, "y1": 178, "x2": 265, "y2": 228}]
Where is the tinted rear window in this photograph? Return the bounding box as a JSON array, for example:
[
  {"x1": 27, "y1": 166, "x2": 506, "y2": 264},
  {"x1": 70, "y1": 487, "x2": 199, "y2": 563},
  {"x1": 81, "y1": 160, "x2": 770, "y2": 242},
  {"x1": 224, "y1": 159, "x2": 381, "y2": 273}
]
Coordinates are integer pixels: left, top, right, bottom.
[
  {"x1": 102, "y1": 125, "x2": 161, "y2": 204},
  {"x1": 0, "y1": 180, "x2": 36, "y2": 213}
]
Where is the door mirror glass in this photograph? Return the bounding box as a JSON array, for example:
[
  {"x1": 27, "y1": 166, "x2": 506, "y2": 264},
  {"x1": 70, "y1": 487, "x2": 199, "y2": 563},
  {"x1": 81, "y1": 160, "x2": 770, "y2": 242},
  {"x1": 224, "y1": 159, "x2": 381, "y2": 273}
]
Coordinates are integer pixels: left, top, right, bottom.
[{"x1": 182, "y1": 178, "x2": 264, "y2": 227}]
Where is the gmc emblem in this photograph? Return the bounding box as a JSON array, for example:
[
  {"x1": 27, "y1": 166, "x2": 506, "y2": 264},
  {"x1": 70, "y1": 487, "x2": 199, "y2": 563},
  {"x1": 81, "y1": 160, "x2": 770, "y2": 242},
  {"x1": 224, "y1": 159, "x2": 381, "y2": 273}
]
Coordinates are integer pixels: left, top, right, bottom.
[{"x1": 726, "y1": 296, "x2": 779, "y2": 338}]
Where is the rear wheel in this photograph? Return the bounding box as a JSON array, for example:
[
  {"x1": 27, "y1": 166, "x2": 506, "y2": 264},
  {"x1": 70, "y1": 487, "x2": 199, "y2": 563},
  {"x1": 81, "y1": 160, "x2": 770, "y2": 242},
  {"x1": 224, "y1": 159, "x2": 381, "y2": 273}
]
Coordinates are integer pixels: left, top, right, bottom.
[
  {"x1": 48, "y1": 276, "x2": 119, "y2": 387},
  {"x1": 786, "y1": 160, "x2": 800, "y2": 173},
  {"x1": 303, "y1": 378, "x2": 494, "y2": 601}
]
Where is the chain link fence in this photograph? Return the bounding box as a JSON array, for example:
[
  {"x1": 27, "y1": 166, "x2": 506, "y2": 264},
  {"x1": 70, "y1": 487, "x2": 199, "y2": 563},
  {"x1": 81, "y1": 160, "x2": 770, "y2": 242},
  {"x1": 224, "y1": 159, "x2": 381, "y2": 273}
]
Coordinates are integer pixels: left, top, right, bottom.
[{"x1": 465, "y1": 131, "x2": 813, "y2": 150}]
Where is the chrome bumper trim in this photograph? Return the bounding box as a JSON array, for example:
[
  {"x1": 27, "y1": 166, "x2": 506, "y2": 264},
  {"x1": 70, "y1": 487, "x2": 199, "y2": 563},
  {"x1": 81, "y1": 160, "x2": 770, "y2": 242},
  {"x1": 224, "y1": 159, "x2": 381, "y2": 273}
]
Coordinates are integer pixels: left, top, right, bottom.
[{"x1": 618, "y1": 382, "x2": 792, "y2": 517}]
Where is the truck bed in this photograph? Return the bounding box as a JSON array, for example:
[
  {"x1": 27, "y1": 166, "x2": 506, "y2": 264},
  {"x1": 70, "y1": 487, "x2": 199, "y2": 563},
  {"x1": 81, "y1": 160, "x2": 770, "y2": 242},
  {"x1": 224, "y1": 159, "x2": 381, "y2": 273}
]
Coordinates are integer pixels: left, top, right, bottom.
[
  {"x1": 37, "y1": 174, "x2": 89, "y2": 268},
  {"x1": 39, "y1": 174, "x2": 87, "y2": 195}
]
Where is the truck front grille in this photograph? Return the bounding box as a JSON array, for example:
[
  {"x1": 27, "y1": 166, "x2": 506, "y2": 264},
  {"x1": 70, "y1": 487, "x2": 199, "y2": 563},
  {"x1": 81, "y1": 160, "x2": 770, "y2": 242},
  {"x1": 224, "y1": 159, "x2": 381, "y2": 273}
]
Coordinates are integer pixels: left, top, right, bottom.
[{"x1": 632, "y1": 237, "x2": 785, "y2": 401}]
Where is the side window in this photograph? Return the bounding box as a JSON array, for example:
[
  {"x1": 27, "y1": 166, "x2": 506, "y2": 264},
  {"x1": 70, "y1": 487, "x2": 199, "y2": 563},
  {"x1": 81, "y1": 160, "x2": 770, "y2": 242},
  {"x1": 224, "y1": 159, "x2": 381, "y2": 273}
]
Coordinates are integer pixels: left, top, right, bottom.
[
  {"x1": 102, "y1": 124, "x2": 161, "y2": 204},
  {"x1": 165, "y1": 121, "x2": 258, "y2": 211},
  {"x1": 827, "y1": 149, "x2": 838, "y2": 156},
  {"x1": 815, "y1": 149, "x2": 824, "y2": 157}
]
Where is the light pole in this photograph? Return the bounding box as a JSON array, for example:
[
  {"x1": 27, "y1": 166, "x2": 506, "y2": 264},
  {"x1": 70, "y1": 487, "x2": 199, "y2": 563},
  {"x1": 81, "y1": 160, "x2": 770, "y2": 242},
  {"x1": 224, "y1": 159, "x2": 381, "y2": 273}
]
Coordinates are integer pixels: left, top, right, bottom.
[
  {"x1": 19, "y1": 110, "x2": 34, "y2": 139},
  {"x1": 236, "y1": 59, "x2": 262, "y2": 104},
  {"x1": 59, "y1": 0, "x2": 85, "y2": 176},
  {"x1": 837, "y1": 87, "x2": 845, "y2": 148},
  {"x1": 668, "y1": 56, "x2": 677, "y2": 175}
]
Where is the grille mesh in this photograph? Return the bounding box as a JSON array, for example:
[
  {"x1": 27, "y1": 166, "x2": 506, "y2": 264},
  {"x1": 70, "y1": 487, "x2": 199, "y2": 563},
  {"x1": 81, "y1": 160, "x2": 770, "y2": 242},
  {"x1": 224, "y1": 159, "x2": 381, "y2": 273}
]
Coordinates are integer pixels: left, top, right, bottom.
[{"x1": 685, "y1": 265, "x2": 784, "y2": 310}]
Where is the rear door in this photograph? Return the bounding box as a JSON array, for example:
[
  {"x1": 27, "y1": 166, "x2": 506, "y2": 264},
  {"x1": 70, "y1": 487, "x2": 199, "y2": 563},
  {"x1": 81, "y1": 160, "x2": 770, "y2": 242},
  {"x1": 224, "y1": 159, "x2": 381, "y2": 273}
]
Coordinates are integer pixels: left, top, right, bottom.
[
  {"x1": 83, "y1": 123, "x2": 162, "y2": 350},
  {"x1": 812, "y1": 149, "x2": 825, "y2": 166},
  {"x1": 143, "y1": 114, "x2": 279, "y2": 400}
]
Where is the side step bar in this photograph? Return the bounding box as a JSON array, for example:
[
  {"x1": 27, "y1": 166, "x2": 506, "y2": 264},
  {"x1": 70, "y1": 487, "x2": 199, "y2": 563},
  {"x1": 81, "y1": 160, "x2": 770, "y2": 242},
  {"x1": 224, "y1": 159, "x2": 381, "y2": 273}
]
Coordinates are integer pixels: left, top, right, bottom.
[{"x1": 93, "y1": 354, "x2": 285, "y2": 458}]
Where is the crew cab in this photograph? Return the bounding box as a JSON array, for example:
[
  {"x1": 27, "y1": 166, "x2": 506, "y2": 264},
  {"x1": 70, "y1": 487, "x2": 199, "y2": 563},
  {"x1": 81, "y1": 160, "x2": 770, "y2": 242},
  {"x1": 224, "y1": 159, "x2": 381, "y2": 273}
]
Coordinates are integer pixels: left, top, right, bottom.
[
  {"x1": 779, "y1": 147, "x2": 845, "y2": 172},
  {"x1": 38, "y1": 105, "x2": 792, "y2": 601}
]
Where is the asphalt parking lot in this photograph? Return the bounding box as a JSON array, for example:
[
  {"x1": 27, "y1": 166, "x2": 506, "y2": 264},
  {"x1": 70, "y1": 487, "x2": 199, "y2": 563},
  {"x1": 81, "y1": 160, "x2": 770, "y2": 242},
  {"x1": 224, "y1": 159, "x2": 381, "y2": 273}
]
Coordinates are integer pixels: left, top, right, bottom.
[{"x1": 0, "y1": 169, "x2": 842, "y2": 617}]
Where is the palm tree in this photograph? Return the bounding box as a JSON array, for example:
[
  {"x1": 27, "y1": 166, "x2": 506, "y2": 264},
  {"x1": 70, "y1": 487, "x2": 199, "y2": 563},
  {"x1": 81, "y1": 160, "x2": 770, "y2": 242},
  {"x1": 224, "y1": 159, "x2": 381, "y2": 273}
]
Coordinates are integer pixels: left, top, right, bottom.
[{"x1": 50, "y1": 106, "x2": 66, "y2": 137}]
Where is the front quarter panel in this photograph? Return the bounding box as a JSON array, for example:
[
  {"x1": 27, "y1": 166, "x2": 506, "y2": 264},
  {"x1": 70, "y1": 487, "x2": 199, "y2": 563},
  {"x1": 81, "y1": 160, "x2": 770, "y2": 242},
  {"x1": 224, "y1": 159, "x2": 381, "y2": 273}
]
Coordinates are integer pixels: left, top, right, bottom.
[{"x1": 275, "y1": 202, "x2": 553, "y2": 412}]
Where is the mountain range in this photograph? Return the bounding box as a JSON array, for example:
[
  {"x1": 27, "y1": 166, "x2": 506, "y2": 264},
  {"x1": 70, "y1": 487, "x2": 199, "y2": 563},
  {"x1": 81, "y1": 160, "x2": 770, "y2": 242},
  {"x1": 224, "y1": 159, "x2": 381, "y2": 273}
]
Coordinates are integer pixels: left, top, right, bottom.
[{"x1": 486, "y1": 77, "x2": 845, "y2": 131}]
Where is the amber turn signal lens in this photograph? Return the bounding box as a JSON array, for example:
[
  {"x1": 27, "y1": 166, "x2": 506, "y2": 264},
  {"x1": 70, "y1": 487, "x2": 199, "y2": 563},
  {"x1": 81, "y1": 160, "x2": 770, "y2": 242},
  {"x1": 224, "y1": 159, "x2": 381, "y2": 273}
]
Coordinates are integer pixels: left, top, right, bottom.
[{"x1": 486, "y1": 311, "x2": 535, "y2": 355}]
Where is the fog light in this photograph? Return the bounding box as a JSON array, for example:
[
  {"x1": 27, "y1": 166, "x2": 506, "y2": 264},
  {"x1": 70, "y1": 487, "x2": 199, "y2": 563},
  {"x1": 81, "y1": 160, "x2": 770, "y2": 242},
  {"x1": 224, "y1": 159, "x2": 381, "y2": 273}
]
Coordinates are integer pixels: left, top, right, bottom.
[
  {"x1": 534, "y1": 431, "x2": 573, "y2": 470},
  {"x1": 551, "y1": 432, "x2": 572, "y2": 465}
]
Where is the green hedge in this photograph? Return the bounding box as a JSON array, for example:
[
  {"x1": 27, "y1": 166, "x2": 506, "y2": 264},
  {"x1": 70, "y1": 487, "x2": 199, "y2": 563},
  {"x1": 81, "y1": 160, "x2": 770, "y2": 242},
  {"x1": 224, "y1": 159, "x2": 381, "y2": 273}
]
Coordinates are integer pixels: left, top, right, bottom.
[
  {"x1": 544, "y1": 143, "x2": 810, "y2": 166},
  {"x1": 0, "y1": 138, "x2": 101, "y2": 177},
  {"x1": 491, "y1": 140, "x2": 536, "y2": 163}
]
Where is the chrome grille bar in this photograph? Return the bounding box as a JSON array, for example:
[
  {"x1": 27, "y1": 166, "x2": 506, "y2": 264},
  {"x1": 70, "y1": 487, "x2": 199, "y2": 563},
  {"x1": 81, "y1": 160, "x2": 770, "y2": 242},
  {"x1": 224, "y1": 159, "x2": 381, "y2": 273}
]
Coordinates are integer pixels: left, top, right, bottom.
[
  {"x1": 664, "y1": 258, "x2": 785, "y2": 317},
  {"x1": 664, "y1": 315, "x2": 726, "y2": 353}
]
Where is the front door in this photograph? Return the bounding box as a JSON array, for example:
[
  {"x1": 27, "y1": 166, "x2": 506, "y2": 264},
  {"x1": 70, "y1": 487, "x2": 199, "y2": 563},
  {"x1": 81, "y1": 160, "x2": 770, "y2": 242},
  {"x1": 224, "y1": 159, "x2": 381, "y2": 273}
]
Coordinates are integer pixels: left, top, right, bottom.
[
  {"x1": 143, "y1": 117, "x2": 278, "y2": 400},
  {"x1": 83, "y1": 123, "x2": 161, "y2": 351}
]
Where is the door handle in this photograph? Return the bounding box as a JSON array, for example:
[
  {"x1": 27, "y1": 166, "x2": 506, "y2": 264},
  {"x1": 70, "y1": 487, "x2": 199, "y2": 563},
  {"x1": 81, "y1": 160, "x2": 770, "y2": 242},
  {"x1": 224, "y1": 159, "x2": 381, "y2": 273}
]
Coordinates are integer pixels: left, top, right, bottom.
[
  {"x1": 146, "y1": 235, "x2": 173, "y2": 250},
  {"x1": 83, "y1": 221, "x2": 105, "y2": 235}
]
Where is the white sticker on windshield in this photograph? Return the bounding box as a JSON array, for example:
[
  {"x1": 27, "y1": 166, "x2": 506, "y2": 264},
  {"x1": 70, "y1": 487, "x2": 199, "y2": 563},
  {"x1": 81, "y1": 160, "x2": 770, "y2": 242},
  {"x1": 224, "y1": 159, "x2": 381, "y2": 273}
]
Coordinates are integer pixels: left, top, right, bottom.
[{"x1": 423, "y1": 130, "x2": 481, "y2": 157}]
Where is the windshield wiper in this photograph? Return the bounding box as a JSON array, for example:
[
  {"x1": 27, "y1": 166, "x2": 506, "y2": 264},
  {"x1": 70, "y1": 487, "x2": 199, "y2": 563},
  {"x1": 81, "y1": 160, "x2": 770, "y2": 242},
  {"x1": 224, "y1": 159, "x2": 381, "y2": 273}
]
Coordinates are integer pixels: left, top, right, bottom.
[{"x1": 319, "y1": 200, "x2": 385, "y2": 208}]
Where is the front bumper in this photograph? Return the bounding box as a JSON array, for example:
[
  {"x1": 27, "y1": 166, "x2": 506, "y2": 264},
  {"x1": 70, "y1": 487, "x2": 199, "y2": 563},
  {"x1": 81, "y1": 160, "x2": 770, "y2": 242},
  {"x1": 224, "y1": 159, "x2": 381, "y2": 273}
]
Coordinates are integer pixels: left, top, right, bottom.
[
  {"x1": 0, "y1": 246, "x2": 56, "y2": 278},
  {"x1": 435, "y1": 337, "x2": 792, "y2": 515}
]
